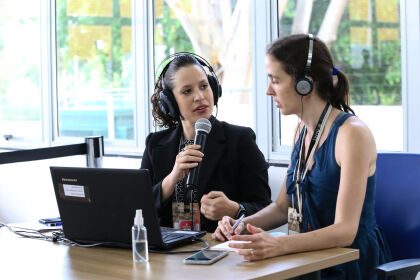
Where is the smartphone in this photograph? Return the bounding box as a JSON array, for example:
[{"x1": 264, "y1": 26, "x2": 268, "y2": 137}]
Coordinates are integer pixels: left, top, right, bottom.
[
  {"x1": 183, "y1": 249, "x2": 228, "y2": 265},
  {"x1": 38, "y1": 217, "x2": 62, "y2": 227}
]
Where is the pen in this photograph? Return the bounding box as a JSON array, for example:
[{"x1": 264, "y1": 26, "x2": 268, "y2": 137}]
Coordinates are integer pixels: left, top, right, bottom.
[{"x1": 231, "y1": 214, "x2": 245, "y2": 233}]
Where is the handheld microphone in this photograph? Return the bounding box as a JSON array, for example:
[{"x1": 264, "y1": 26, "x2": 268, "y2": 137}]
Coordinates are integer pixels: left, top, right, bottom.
[{"x1": 185, "y1": 118, "x2": 212, "y2": 190}]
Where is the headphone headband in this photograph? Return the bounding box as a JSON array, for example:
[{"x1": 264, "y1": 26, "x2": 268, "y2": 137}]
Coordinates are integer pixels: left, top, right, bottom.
[
  {"x1": 304, "y1": 34, "x2": 314, "y2": 76},
  {"x1": 155, "y1": 52, "x2": 222, "y2": 119},
  {"x1": 155, "y1": 52, "x2": 218, "y2": 84}
]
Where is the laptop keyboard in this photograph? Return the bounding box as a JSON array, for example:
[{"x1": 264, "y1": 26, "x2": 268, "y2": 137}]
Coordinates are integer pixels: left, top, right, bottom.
[{"x1": 161, "y1": 228, "x2": 193, "y2": 243}]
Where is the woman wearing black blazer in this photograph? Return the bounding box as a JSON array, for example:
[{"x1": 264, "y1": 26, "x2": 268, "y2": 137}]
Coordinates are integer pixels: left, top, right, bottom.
[{"x1": 141, "y1": 53, "x2": 271, "y2": 232}]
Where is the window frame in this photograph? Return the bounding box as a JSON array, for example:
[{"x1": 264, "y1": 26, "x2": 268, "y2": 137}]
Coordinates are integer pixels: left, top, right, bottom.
[
  {"x1": 252, "y1": 0, "x2": 297, "y2": 164},
  {"x1": 48, "y1": 0, "x2": 149, "y2": 155}
]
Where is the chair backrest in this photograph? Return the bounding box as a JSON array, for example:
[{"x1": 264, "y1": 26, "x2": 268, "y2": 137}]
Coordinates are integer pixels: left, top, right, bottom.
[{"x1": 375, "y1": 153, "x2": 420, "y2": 260}]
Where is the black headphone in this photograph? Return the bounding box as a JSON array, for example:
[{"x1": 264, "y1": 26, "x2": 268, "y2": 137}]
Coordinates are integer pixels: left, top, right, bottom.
[
  {"x1": 295, "y1": 34, "x2": 314, "y2": 96},
  {"x1": 156, "y1": 52, "x2": 222, "y2": 119}
]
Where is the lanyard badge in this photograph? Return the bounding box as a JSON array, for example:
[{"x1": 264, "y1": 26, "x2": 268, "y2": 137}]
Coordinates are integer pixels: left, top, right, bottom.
[
  {"x1": 172, "y1": 201, "x2": 201, "y2": 231},
  {"x1": 288, "y1": 192, "x2": 302, "y2": 235},
  {"x1": 288, "y1": 103, "x2": 332, "y2": 235}
]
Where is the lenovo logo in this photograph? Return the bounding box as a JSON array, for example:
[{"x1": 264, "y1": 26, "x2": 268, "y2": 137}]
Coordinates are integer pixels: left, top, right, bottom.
[{"x1": 61, "y1": 178, "x2": 78, "y2": 183}]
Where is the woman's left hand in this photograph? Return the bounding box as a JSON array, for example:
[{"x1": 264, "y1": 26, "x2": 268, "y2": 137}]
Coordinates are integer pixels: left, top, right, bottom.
[
  {"x1": 229, "y1": 223, "x2": 286, "y2": 261},
  {"x1": 200, "y1": 191, "x2": 238, "y2": 221}
]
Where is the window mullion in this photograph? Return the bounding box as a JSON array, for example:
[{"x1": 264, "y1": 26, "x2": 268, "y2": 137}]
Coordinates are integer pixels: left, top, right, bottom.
[
  {"x1": 401, "y1": 0, "x2": 420, "y2": 153},
  {"x1": 133, "y1": 0, "x2": 152, "y2": 153},
  {"x1": 40, "y1": 0, "x2": 56, "y2": 147},
  {"x1": 252, "y1": 0, "x2": 276, "y2": 160}
]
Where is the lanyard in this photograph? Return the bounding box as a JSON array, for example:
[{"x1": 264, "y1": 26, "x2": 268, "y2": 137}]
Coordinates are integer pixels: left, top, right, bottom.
[
  {"x1": 177, "y1": 135, "x2": 195, "y2": 207},
  {"x1": 293, "y1": 103, "x2": 332, "y2": 221}
]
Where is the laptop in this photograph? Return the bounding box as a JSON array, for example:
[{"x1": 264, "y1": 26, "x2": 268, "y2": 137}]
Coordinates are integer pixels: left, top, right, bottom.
[{"x1": 49, "y1": 166, "x2": 206, "y2": 249}]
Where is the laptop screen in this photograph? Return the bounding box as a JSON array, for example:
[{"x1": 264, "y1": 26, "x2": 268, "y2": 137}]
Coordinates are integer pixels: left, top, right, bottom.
[{"x1": 50, "y1": 167, "x2": 165, "y2": 248}]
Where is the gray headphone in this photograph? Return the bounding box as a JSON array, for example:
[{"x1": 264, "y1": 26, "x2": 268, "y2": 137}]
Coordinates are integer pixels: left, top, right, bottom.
[{"x1": 295, "y1": 34, "x2": 314, "y2": 96}]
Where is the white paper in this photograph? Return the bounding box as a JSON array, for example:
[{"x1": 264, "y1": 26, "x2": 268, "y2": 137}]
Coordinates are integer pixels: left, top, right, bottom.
[
  {"x1": 210, "y1": 231, "x2": 286, "y2": 251},
  {"x1": 268, "y1": 231, "x2": 286, "y2": 237},
  {"x1": 63, "y1": 184, "x2": 85, "y2": 198},
  {"x1": 211, "y1": 240, "x2": 251, "y2": 251},
  {"x1": 172, "y1": 230, "x2": 200, "y2": 235}
]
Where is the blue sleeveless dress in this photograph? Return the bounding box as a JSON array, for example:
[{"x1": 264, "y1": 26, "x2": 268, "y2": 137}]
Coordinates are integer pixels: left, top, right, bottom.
[{"x1": 286, "y1": 112, "x2": 392, "y2": 279}]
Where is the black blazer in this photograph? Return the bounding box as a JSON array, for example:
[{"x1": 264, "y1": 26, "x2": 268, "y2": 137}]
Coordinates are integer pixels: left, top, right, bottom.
[{"x1": 140, "y1": 117, "x2": 271, "y2": 232}]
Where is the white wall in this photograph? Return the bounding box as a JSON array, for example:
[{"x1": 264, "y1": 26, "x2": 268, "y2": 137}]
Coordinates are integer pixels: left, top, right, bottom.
[
  {"x1": 0, "y1": 155, "x2": 141, "y2": 223},
  {"x1": 268, "y1": 165, "x2": 287, "y2": 201},
  {"x1": 268, "y1": 165, "x2": 288, "y2": 233},
  {"x1": 0, "y1": 155, "x2": 287, "y2": 224}
]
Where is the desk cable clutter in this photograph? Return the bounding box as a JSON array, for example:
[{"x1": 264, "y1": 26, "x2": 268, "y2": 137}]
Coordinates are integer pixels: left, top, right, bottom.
[
  {"x1": 0, "y1": 221, "x2": 209, "y2": 252},
  {"x1": 0, "y1": 222, "x2": 105, "y2": 247}
]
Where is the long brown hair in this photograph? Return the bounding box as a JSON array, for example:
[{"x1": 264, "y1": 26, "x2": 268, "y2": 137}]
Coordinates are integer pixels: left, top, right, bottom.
[{"x1": 267, "y1": 34, "x2": 354, "y2": 114}]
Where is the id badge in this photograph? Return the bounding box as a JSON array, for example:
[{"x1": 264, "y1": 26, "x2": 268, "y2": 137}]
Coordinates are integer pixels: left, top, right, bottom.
[
  {"x1": 172, "y1": 202, "x2": 201, "y2": 231},
  {"x1": 287, "y1": 207, "x2": 301, "y2": 235}
]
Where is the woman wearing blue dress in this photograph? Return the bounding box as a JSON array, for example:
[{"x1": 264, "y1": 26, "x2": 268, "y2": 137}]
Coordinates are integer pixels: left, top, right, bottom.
[{"x1": 214, "y1": 34, "x2": 391, "y2": 279}]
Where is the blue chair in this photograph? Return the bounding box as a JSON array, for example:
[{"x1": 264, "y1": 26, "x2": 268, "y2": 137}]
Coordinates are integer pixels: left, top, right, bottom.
[{"x1": 374, "y1": 153, "x2": 420, "y2": 279}]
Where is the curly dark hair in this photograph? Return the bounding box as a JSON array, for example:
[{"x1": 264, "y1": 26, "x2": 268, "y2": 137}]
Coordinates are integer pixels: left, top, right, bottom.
[
  {"x1": 267, "y1": 34, "x2": 354, "y2": 114},
  {"x1": 151, "y1": 54, "x2": 206, "y2": 129}
]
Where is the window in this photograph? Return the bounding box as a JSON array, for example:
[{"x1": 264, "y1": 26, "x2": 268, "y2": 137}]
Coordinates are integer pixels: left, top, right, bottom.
[
  {"x1": 55, "y1": 0, "x2": 135, "y2": 142},
  {"x1": 274, "y1": 0, "x2": 402, "y2": 153},
  {"x1": 153, "y1": 0, "x2": 254, "y2": 128},
  {"x1": 0, "y1": 0, "x2": 42, "y2": 144},
  {"x1": 1, "y1": 0, "x2": 419, "y2": 158}
]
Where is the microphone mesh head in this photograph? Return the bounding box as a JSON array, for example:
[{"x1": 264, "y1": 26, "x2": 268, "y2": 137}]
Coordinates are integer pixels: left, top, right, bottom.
[{"x1": 195, "y1": 118, "x2": 212, "y2": 134}]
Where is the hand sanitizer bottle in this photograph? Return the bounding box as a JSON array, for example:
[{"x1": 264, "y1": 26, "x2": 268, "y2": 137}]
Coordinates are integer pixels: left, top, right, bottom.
[{"x1": 132, "y1": 209, "x2": 148, "y2": 263}]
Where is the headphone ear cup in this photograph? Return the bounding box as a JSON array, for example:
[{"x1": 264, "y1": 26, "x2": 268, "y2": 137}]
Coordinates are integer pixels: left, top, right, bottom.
[
  {"x1": 158, "y1": 91, "x2": 169, "y2": 115},
  {"x1": 207, "y1": 75, "x2": 222, "y2": 106},
  {"x1": 159, "y1": 89, "x2": 179, "y2": 118},
  {"x1": 295, "y1": 76, "x2": 313, "y2": 96}
]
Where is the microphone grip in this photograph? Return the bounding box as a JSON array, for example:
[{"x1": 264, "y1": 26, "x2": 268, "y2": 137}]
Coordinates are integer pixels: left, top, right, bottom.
[{"x1": 185, "y1": 132, "x2": 207, "y2": 190}]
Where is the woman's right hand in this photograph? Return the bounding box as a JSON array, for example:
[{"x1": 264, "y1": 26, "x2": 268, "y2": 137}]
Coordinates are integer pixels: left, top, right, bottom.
[
  {"x1": 212, "y1": 216, "x2": 246, "y2": 241},
  {"x1": 169, "y1": 144, "x2": 203, "y2": 183},
  {"x1": 162, "y1": 144, "x2": 203, "y2": 198}
]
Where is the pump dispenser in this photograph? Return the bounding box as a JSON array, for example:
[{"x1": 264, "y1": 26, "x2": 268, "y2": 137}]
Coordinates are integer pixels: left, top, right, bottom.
[{"x1": 132, "y1": 209, "x2": 148, "y2": 263}]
